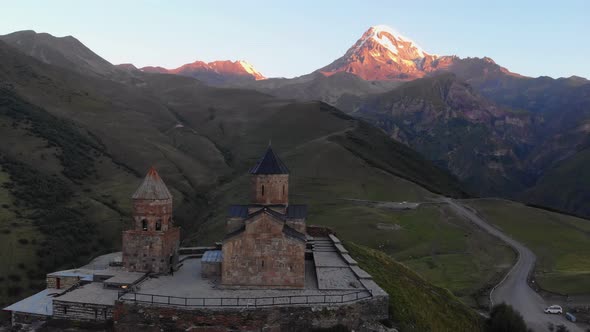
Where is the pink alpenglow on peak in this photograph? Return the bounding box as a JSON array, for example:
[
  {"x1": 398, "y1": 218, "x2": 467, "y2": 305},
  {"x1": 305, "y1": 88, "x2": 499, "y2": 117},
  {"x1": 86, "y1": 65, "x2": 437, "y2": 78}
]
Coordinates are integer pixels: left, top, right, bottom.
[
  {"x1": 319, "y1": 25, "x2": 453, "y2": 81},
  {"x1": 141, "y1": 59, "x2": 265, "y2": 82}
]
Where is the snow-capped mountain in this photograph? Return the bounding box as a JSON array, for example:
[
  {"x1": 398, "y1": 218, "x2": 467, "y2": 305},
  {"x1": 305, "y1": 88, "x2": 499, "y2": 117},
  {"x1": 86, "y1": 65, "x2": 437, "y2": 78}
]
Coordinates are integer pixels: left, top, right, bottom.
[
  {"x1": 141, "y1": 60, "x2": 265, "y2": 85},
  {"x1": 319, "y1": 25, "x2": 452, "y2": 80}
]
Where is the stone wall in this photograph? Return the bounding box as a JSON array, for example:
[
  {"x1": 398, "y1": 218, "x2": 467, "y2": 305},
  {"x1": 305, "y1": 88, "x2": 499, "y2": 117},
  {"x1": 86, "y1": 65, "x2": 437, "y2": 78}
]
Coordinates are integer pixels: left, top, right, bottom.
[
  {"x1": 11, "y1": 312, "x2": 49, "y2": 325},
  {"x1": 122, "y1": 227, "x2": 180, "y2": 273},
  {"x1": 306, "y1": 225, "x2": 336, "y2": 237},
  {"x1": 132, "y1": 198, "x2": 173, "y2": 232},
  {"x1": 46, "y1": 276, "x2": 80, "y2": 289},
  {"x1": 53, "y1": 300, "x2": 113, "y2": 321},
  {"x1": 251, "y1": 174, "x2": 289, "y2": 205},
  {"x1": 201, "y1": 261, "x2": 221, "y2": 279},
  {"x1": 286, "y1": 218, "x2": 306, "y2": 234},
  {"x1": 226, "y1": 216, "x2": 245, "y2": 233},
  {"x1": 222, "y1": 213, "x2": 305, "y2": 288},
  {"x1": 113, "y1": 296, "x2": 389, "y2": 332}
]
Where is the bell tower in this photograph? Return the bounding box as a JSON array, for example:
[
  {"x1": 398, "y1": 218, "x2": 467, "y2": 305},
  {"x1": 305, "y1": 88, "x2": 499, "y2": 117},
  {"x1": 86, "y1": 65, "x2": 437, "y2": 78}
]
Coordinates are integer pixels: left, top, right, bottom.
[
  {"x1": 249, "y1": 145, "x2": 289, "y2": 206},
  {"x1": 122, "y1": 167, "x2": 180, "y2": 273}
]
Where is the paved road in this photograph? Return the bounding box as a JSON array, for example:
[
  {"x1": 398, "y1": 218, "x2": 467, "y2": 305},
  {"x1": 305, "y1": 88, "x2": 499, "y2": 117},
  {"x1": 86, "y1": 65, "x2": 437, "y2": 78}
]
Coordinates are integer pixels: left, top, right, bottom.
[{"x1": 443, "y1": 198, "x2": 583, "y2": 332}]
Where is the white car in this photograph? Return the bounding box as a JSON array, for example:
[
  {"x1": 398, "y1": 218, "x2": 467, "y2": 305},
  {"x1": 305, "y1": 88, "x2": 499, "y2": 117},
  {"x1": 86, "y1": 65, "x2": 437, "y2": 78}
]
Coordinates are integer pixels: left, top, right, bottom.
[{"x1": 544, "y1": 305, "x2": 563, "y2": 314}]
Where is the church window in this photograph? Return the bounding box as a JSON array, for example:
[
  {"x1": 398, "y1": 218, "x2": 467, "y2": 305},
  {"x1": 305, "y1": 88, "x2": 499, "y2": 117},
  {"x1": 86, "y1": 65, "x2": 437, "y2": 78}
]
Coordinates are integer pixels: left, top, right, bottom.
[
  {"x1": 261, "y1": 185, "x2": 265, "y2": 196},
  {"x1": 155, "y1": 219, "x2": 162, "y2": 231},
  {"x1": 141, "y1": 219, "x2": 148, "y2": 231},
  {"x1": 282, "y1": 185, "x2": 285, "y2": 197}
]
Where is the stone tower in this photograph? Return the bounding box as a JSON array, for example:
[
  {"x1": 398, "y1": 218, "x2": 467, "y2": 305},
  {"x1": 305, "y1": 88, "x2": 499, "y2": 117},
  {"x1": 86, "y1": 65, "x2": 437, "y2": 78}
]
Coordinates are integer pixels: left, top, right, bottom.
[
  {"x1": 249, "y1": 145, "x2": 289, "y2": 206},
  {"x1": 122, "y1": 167, "x2": 180, "y2": 273}
]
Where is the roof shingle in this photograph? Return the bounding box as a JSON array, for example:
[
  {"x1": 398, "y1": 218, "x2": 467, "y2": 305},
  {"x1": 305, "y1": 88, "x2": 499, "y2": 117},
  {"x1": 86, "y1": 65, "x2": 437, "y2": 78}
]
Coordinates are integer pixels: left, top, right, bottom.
[
  {"x1": 132, "y1": 167, "x2": 172, "y2": 200},
  {"x1": 249, "y1": 146, "x2": 289, "y2": 175}
]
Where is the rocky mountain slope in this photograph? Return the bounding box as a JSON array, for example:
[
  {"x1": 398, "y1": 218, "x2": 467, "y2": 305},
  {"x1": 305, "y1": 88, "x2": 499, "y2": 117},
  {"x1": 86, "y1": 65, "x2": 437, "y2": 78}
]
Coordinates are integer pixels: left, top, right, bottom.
[
  {"x1": 343, "y1": 73, "x2": 539, "y2": 195},
  {"x1": 0, "y1": 30, "x2": 123, "y2": 78},
  {"x1": 140, "y1": 59, "x2": 265, "y2": 85},
  {"x1": 227, "y1": 25, "x2": 590, "y2": 218}
]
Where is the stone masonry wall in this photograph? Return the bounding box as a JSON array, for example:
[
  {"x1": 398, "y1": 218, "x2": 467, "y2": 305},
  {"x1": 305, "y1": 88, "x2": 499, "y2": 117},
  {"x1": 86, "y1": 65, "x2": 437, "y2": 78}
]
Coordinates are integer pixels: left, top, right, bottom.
[
  {"x1": 53, "y1": 300, "x2": 113, "y2": 321},
  {"x1": 12, "y1": 312, "x2": 49, "y2": 325},
  {"x1": 226, "y1": 217, "x2": 245, "y2": 233},
  {"x1": 46, "y1": 276, "x2": 80, "y2": 289},
  {"x1": 251, "y1": 174, "x2": 289, "y2": 205},
  {"x1": 286, "y1": 219, "x2": 306, "y2": 234},
  {"x1": 222, "y1": 213, "x2": 305, "y2": 288},
  {"x1": 113, "y1": 296, "x2": 389, "y2": 332},
  {"x1": 132, "y1": 198, "x2": 173, "y2": 231},
  {"x1": 122, "y1": 227, "x2": 180, "y2": 273}
]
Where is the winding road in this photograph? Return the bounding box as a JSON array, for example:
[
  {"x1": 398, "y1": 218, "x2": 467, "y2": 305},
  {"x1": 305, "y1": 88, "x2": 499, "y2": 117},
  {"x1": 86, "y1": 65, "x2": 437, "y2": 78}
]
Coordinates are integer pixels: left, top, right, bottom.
[{"x1": 443, "y1": 198, "x2": 584, "y2": 332}]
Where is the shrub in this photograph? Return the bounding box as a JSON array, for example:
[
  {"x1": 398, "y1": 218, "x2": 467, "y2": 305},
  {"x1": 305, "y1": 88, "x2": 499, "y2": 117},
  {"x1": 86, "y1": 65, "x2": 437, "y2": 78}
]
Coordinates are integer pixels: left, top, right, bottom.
[
  {"x1": 555, "y1": 324, "x2": 570, "y2": 332},
  {"x1": 485, "y1": 303, "x2": 531, "y2": 332}
]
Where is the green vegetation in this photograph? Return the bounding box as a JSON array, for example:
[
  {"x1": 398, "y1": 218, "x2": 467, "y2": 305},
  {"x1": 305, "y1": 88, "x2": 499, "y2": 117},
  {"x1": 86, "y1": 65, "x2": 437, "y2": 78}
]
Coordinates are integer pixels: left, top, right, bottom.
[
  {"x1": 0, "y1": 88, "x2": 103, "y2": 180},
  {"x1": 466, "y1": 199, "x2": 590, "y2": 295},
  {"x1": 0, "y1": 89, "x2": 136, "y2": 307},
  {"x1": 348, "y1": 242, "x2": 483, "y2": 332},
  {"x1": 485, "y1": 303, "x2": 531, "y2": 332},
  {"x1": 188, "y1": 105, "x2": 513, "y2": 306},
  {"x1": 525, "y1": 148, "x2": 590, "y2": 219}
]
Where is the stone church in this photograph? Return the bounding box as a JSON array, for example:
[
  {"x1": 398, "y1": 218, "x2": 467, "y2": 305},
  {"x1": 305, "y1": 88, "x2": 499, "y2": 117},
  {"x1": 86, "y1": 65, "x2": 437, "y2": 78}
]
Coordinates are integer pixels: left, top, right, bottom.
[
  {"x1": 122, "y1": 167, "x2": 180, "y2": 273},
  {"x1": 221, "y1": 146, "x2": 307, "y2": 288},
  {"x1": 121, "y1": 146, "x2": 307, "y2": 288}
]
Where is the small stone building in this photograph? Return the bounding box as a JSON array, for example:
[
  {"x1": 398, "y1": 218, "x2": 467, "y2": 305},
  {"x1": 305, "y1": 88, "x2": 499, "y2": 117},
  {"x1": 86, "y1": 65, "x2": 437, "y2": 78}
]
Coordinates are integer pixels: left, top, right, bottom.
[
  {"x1": 221, "y1": 146, "x2": 307, "y2": 288},
  {"x1": 122, "y1": 167, "x2": 180, "y2": 273},
  {"x1": 201, "y1": 250, "x2": 223, "y2": 279}
]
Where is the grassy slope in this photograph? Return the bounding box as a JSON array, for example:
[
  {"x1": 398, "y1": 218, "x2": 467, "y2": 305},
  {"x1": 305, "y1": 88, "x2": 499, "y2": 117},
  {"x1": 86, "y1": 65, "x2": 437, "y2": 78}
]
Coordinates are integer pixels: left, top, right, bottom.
[
  {"x1": 524, "y1": 148, "x2": 590, "y2": 219},
  {"x1": 0, "y1": 89, "x2": 143, "y2": 307},
  {"x1": 190, "y1": 112, "x2": 512, "y2": 306},
  {"x1": 465, "y1": 199, "x2": 590, "y2": 295},
  {"x1": 347, "y1": 242, "x2": 483, "y2": 332},
  {"x1": 0, "y1": 42, "x2": 477, "y2": 311}
]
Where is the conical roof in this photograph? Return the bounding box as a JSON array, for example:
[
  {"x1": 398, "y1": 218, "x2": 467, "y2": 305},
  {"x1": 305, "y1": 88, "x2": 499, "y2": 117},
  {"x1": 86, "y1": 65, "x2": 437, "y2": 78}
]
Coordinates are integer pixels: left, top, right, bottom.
[
  {"x1": 132, "y1": 167, "x2": 172, "y2": 200},
  {"x1": 249, "y1": 146, "x2": 289, "y2": 175}
]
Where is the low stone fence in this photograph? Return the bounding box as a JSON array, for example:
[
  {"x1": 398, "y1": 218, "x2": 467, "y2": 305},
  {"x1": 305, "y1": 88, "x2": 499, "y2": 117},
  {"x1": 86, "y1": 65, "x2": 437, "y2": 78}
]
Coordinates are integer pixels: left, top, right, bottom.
[
  {"x1": 118, "y1": 290, "x2": 373, "y2": 308},
  {"x1": 113, "y1": 295, "x2": 389, "y2": 332}
]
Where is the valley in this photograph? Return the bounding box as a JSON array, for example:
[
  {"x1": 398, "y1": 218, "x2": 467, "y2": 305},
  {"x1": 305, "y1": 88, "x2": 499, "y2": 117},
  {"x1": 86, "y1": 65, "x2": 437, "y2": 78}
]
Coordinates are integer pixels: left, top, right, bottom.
[{"x1": 0, "y1": 24, "x2": 589, "y2": 331}]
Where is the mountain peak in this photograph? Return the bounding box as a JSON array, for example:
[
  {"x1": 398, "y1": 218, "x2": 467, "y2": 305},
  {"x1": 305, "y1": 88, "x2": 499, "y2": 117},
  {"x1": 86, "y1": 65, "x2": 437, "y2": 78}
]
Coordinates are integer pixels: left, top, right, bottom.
[
  {"x1": 318, "y1": 25, "x2": 439, "y2": 80},
  {"x1": 357, "y1": 25, "x2": 430, "y2": 59},
  {"x1": 140, "y1": 59, "x2": 265, "y2": 84}
]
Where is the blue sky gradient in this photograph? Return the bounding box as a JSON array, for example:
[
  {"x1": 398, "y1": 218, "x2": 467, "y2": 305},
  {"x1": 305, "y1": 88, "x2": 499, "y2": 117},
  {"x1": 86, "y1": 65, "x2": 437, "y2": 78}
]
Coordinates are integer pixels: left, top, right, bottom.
[{"x1": 1, "y1": 0, "x2": 588, "y2": 78}]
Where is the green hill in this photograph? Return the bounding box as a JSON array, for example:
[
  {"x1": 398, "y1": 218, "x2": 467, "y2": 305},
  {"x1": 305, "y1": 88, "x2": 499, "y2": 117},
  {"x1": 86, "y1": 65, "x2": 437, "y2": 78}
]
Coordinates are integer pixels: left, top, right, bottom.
[
  {"x1": 348, "y1": 242, "x2": 483, "y2": 332},
  {"x1": 465, "y1": 199, "x2": 590, "y2": 295},
  {"x1": 523, "y1": 148, "x2": 590, "y2": 219},
  {"x1": 0, "y1": 39, "x2": 472, "y2": 310}
]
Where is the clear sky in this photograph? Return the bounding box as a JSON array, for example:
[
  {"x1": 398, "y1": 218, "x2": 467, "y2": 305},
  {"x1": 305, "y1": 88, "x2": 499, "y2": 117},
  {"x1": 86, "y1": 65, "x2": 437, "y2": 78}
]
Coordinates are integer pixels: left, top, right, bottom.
[{"x1": 1, "y1": 0, "x2": 588, "y2": 78}]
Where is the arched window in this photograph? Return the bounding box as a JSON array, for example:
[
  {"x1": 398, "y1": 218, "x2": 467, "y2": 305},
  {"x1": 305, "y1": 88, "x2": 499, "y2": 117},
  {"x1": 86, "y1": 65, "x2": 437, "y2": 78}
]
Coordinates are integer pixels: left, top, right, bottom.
[
  {"x1": 141, "y1": 219, "x2": 148, "y2": 231},
  {"x1": 282, "y1": 185, "x2": 285, "y2": 197},
  {"x1": 155, "y1": 219, "x2": 162, "y2": 231},
  {"x1": 261, "y1": 185, "x2": 265, "y2": 196}
]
